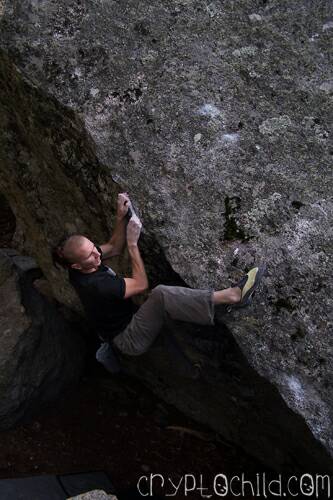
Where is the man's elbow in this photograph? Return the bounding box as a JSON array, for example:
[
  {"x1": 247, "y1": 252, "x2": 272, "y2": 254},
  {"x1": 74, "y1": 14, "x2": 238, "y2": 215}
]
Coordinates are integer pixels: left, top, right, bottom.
[
  {"x1": 123, "y1": 277, "x2": 149, "y2": 299},
  {"x1": 137, "y1": 274, "x2": 149, "y2": 293},
  {"x1": 140, "y1": 278, "x2": 149, "y2": 293}
]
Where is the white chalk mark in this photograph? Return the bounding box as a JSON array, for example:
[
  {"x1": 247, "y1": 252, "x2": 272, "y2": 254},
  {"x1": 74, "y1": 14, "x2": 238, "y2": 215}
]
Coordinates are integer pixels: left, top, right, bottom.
[{"x1": 198, "y1": 103, "x2": 221, "y2": 118}]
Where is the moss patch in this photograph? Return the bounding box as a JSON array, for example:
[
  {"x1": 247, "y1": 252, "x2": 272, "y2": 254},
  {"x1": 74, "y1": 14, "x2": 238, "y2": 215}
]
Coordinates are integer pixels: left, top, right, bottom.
[{"x1": 223, "y1": 196, "x2": 249, "y2": 242}]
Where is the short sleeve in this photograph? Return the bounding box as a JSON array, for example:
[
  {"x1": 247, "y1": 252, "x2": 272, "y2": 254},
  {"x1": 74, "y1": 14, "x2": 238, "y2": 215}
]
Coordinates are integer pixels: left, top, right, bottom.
[{"x1": 94, "y1": 273, "x2": 126, "y2": 300}]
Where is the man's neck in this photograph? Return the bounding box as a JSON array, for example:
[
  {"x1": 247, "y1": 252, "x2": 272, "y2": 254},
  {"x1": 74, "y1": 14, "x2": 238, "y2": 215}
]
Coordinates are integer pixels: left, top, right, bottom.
[{"x1": 79, "y1": 264, "x2": 100, "y2": 274}]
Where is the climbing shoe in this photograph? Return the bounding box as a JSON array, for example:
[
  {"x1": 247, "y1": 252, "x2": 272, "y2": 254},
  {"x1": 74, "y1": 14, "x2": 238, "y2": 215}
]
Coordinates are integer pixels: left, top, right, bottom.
[{"x1": 227, "y1": 263, "x2": 267, "y2": 312}]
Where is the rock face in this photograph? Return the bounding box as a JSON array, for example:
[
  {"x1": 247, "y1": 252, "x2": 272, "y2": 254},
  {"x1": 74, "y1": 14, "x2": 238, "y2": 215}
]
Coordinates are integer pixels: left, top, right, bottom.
[
  {"x1": 67, "y1": 492, "x2": 117, "y2": 500},
  {"x1": 0, "y1": 249, "x2": 85, "y2": 427},
  {"x1": 0, "y1": 0, "x2": 332, "y2": 470}
]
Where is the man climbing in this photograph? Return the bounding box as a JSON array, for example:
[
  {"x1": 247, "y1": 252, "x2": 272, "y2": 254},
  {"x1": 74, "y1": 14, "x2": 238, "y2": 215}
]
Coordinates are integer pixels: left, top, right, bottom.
[{"x1": 52, "y1": 193, "x2": 266, "y2": 373}]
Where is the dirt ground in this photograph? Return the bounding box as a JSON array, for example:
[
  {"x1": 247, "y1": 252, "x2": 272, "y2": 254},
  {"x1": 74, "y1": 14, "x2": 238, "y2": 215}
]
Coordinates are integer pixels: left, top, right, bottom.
[{"x1": 0, "y1": 360, "x2": 274, "y2": 500}]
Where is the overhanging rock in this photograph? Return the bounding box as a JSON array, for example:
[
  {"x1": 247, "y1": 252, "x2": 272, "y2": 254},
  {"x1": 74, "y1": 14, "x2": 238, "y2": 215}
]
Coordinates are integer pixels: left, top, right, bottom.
[{"x1": 0, "y1": 0, "x2": 332, "y2": 470}]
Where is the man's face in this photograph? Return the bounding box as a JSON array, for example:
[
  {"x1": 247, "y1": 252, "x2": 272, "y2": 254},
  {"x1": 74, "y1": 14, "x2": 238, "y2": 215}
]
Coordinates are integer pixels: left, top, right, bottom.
[{"x1": 70, "y1": 237, "x2": 101, "y2": 271}]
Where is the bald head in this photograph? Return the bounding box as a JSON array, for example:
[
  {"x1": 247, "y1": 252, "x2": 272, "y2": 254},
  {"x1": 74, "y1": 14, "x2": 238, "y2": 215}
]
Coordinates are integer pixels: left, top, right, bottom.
[
  {"x1": 63, "y1": 235, "x2": 90, "y2": 263},
  {"x1": 61, "y1": 234, "x2": 102, "y2": 272}
]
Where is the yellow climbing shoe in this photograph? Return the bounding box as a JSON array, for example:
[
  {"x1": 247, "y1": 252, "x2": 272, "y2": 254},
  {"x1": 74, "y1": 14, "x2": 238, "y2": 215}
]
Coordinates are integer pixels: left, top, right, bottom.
[{"x1": 232, "y1": 263, "x2": 267, "y2": 308}]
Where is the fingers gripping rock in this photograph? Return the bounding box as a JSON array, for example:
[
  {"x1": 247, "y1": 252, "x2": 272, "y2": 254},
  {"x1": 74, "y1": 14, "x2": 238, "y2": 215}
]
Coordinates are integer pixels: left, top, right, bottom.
[{"x1": 126, "y1": 214, "x2": 142, "y2": 245}]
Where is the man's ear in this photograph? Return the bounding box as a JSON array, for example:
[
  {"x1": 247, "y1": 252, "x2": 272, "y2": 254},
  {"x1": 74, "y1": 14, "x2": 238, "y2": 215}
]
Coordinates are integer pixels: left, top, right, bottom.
[{"x1": 71, "y1": 263, "x2": 82, "y2": 270}]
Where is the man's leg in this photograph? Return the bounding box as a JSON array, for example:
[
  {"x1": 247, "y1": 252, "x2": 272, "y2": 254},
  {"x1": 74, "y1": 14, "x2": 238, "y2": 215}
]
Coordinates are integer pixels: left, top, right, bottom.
[{"x1": 112, "y1": 284, "x2": 241, "y2": 356}]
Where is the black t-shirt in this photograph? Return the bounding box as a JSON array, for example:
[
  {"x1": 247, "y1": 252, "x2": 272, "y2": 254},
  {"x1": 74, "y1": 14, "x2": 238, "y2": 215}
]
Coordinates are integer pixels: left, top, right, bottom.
[{"x1": 68, "y1": 246, "x2": 136, "y2": 340}]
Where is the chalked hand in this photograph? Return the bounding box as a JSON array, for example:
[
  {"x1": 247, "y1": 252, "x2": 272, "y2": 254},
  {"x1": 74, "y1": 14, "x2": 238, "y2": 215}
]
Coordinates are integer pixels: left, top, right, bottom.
[{"x1": 127, "y1": 214, "x2": 142, "y2": 246}]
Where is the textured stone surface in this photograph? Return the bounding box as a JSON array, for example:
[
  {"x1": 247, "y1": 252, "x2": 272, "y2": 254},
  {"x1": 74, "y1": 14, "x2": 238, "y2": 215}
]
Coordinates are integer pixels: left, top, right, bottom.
[
  {"x1": 0, "y1": 249, "x2": 85, "y2": 427},
  {"x1": 0, "y1": 0, "x2": 332, "y2": 469},
  {"x1": 68, "y1": 491, "x2": 117, "y2": 500}
]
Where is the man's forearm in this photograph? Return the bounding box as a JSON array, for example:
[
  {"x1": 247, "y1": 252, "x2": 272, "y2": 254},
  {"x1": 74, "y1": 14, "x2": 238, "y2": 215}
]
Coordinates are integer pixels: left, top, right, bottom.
[
  {"x1": 109, "y1": 216, "x2": 126, "y2": 254},
  {"x1": 128, "y1": 244, "x2": 148, "y2": 289}
]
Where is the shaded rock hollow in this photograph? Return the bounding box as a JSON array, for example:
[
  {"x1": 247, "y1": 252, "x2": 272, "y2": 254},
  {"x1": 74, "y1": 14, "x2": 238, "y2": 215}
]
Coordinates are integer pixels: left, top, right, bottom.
[
  {"x1": 0, "y1": 249, "x2": 85, "y2": 428},
  {"x1": 0, "y1": 0, "x2": 332, "y2": 472}
]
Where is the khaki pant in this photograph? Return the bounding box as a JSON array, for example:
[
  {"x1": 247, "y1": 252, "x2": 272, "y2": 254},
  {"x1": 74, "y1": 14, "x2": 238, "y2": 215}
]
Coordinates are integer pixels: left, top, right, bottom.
[{"x1": 112, "y1": 285, "x2": 215, "y2": 356}]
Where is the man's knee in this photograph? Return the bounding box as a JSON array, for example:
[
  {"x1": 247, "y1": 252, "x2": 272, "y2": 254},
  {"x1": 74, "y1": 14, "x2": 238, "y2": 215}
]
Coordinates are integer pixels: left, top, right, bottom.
[
  {"x1": 112, "y1": 337, "x2": 147, "y2": 357},
  {"x1": 150, "y1": 284, "x2": 168, "y2": 299}
]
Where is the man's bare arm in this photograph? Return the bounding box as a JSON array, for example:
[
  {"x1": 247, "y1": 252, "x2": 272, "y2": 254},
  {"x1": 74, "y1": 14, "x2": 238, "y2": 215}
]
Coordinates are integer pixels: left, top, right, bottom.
[
  {"x1": 124, "y1": 244, "x2": 148, "y2": 298},
  {"x1": 99, "y1": 193, "x2": 130, "y2": 258},
  {"x1": 100, "y1": 216, "x2": 126, "y2": 258},
  {"x1": 123, "y1": 215, "x2": 148, "y2": 298}
]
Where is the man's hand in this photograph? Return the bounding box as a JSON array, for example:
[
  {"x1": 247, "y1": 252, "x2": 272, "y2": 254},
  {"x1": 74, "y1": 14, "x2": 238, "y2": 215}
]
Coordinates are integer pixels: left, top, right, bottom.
[
  {"x1": 116, "y1": 192, "x2": 131, "y2": 220},
  {"x1": 127, "y1": 214, "x2": 142, "y2": 247}
]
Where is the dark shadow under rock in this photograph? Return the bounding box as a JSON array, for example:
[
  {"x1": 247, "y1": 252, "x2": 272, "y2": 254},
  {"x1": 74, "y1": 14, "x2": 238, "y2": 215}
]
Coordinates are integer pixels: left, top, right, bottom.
[{"x1": 0, "y1": 249, "x2": 86, "y2": 428}]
